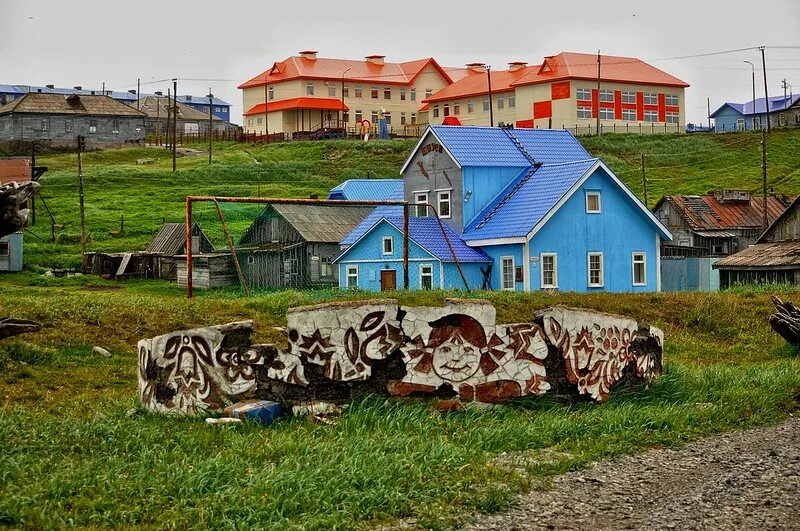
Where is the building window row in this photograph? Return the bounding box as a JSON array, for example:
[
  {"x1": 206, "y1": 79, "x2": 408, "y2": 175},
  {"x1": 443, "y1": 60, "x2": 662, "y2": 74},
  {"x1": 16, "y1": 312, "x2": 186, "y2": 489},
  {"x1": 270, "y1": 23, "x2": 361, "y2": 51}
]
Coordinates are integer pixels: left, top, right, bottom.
[
  {"x1": 577, "y1": 108, "x2": 680, "y2": 123},
  {"x1": 535, "y1": 251, "x2": 646, "y2": 289}
]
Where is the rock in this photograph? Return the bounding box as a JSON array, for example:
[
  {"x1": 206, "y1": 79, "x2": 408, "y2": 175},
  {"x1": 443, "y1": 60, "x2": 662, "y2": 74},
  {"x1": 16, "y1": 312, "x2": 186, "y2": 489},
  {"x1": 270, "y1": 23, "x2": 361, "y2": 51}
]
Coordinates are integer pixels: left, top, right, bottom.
[
  {"x1": 93, "y1": 346, "x2": 112, "y2": 358},
  {"x1": 0, "y1": 181, "x2": 40, "y2": 238},
  {"x1": 205, "y1": 417, "x2": 242, "y2": 426},
  {"x1": 0, "y1": 317, "x2": 42, "y2": 340}
]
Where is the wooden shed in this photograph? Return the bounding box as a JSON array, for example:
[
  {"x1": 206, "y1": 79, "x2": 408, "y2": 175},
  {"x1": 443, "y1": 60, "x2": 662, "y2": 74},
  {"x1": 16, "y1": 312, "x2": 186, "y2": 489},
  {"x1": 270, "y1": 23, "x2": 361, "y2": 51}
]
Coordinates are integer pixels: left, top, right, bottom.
[
  {"x1": 237, "y1": 204, "x2": 372, "y2": 289},
  {"x1": 175, "y1": 253, "x2": 237, "y2": 289}
]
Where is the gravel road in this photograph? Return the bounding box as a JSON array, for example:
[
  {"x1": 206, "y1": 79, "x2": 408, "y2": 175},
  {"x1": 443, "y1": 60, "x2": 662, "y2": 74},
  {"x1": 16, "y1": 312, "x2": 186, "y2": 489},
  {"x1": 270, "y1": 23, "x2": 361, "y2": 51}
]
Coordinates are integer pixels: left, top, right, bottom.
[{"x1": 467, "y1": 417, "x2": 800, "y2": 531}]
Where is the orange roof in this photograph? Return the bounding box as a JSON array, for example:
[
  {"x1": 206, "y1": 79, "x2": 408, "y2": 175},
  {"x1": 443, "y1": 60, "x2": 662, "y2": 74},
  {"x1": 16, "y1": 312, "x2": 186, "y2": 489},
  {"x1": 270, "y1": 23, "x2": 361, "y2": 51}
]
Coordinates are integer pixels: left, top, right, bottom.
[
  {"x1": 243, "y1": 97, "x2": 349, "y2": 116},
  {"x1": 239, "y1": 55, "x2": 456, "y2": 89},
  {"x1": 424, "y1": 66, "x2": 536, "y2": 103},
  {"x1": 512, "y1": 52, "x2": 689, "y2": 88}
]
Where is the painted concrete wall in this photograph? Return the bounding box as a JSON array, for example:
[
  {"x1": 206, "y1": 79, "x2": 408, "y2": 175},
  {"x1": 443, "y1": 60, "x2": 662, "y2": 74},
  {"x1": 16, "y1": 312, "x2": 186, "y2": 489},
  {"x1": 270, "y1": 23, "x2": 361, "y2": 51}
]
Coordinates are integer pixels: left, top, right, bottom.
[
  {"x1": 526, "y1": 168, "x2": 660, "y2": 292},
  {"x1": 426, "y1": 89, "x2": 519, "y2": 127}
]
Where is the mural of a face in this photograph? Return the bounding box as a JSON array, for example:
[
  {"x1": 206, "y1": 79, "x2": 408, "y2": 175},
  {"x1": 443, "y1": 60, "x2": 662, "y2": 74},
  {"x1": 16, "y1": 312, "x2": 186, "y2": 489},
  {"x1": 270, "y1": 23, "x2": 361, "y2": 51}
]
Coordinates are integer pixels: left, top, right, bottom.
[{"x1": 432, "y1": 332, "x2": 481, "y2": 382}]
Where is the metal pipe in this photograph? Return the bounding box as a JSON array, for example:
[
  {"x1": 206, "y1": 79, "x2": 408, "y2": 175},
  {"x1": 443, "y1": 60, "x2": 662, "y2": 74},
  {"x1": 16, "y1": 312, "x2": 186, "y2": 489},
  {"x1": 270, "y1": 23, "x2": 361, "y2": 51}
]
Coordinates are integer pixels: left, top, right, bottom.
[
  {"x1": 187, "y1": 196, "x2": 407, "y2": 206},
  {"x1": 760, "y1": 47, "x2": 771, "y2": 132},
  {"x1": 213, "y1": 200, "x2": 250, "y2": 297},
  {"x1": 744, "y1": 61, "x2": 757, "y2": 130},
  {"x1": 403, "y1": 204, "x2": 409, "y2": 289},
  {"x1": 186, "y1": 197, "x2": 193, "y2": 298}
]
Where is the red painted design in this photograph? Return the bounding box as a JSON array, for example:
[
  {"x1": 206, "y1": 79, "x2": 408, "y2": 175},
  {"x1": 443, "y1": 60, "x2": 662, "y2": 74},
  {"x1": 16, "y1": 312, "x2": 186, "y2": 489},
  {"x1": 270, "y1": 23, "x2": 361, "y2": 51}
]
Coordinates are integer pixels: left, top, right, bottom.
[
  {"x1": 622, "y1": 103, "x2": 637, "y2": 110},
  {"x1": 533, "y1": 100, "x2": 552, "y2": 119},
  {"x1": 387, "y1": 381, "x2": 437, "y2": 396},
  {"x1": 551, "y1": 81, "x2": 570, "y2": 100},
  {"x1": 658, "y1": 93, "x2": 666, "y2": 122},
  {"x1": 665, "y1": 105, "x2": 679, "y2": 113},
  {"x1": 636, "y1": 92, "x2": 644, "y2": 121},
  {"x1": 576, "y1": 100, "x2": 592, "y2": 108},
  {"x1": 515, "y1": 119, "x2": 534, "y2": 128},
  {"x1": 591, "y1": 89, "x2": 598, "y2": 118},
  {"x1": 614, "y1": 90, "x2": 622, "y2": 120}
]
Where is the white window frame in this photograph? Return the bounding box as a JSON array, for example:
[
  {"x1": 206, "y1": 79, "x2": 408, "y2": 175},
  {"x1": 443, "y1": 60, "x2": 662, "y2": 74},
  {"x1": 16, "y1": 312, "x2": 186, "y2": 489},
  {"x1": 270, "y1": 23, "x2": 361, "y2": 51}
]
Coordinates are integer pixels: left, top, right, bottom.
[
  {"x1": 508, "y1": 94, "x2": 516, "y2": 108},
  {"x1": 415, "y1": 192, "x2": 429, "y2": 217},
  {"x1": 666, "y1": 111, "x2": 679, "y2": 124},
  {"x1": 327, "y1": 84, "x2": 336, "y2": 97},
  {"x1": 112, "y1": 119, "x2": 120, "y2": 133},
  {"x1": 355, "y1": 86, "x2": 363, "y2": 98},
  {"x1": 501, "y1": 256, "x2": 516, "y2": 291},
  {"x1": 622, "y1": 109, "x2": 637, "y2": 122},
  {"x1": 482, "y1": 97, "x2": 490, "y2": 111},
  {"x1": 585, "y1": 191, "x2": 601, "y2": 213},
  {"x1": 382, "y1": 236, "x2": 393, "y2": 255},
  {"x1": 346, "y1": 265, "x2": 359, "y2": 288},
  {"x1": 497, "y1": 96, "x2": 504, "y2": 109},
  {"x1": 268, "y1": 86, "x2": 275, "y2": 100},
  {"x1": 420, "y1": 264, "x2": 434, "y2": 291},
  {"x1": 400, "y1": 112, "x2": 406, "y2": 126},
  {"x1": 599, "y1": 89, "x2": 614, "y2": 102},
  {"x1": 644, "y1": 92, "x2": 658, "y2": 105},
  {"x1": 632, "y1": 252, "x2": 646, "y2": 286},
  {"x1": 576, "y1": 88, "x2": 591, "y2": 101},
  {"x1": 644, "y1": 110, "x2": 658, "y2": 123},
  {"x1": 436, "y1": 190, "x2": 451, "y2": 218},
  {"x1": 370, "y1": 86, "x2": 379, "y2": 99},
  {"x1": 383, "y1": 87, "x2": 391, "y2": 100},
  {"x1": 540, "y1": 253, "x2": 558, "y2": 289},
  {"x1": 665, "y1": 94, "x2": 679, "y2": 107},
  {"x1": 433, "y1": 106, "x2": 439, "y2": 118},
  {"x1": 577, "y1": 107, "x2": 591, "y2": 119},
  {"x1": 467, "y1": 101, "x2": 474, "y2": 114},
  {"x1": 306, "y1": 82, "x2": 314, "y2": 96},
  {"x1": 587, "y1": 252, "x2": 604, "y2": 288},
  {"x1": 410, "y1": 88, "x2": 416, "y2": 101},
  {"x1": 599, "y1": 108, "x2": 614, "y2": 120},
  {"x1": 320, "y1": 256, "x2": 332, "y2": 278},
  {"x1": 400, "y1": 89, "x2": 406, "y2": 101},
  {"x1": 621, "y1": 91, "x2": 636, "y2": 104},
  {"x1": 89, "y1": 119, "x2": 98, "y2": 134}
]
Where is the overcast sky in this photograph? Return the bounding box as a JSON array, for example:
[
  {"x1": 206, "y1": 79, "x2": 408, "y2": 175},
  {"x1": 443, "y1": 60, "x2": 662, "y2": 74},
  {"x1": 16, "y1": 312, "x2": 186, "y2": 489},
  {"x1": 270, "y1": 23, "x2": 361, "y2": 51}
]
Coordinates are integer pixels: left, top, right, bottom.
[{"x1": 1, "y1": 0, "x2": 798, "y2": 125}]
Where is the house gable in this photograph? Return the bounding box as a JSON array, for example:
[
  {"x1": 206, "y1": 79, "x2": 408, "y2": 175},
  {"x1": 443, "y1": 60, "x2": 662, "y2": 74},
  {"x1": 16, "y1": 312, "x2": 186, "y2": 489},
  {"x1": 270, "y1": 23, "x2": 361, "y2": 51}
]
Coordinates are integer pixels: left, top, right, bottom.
[
  {"x1": 239, "y1": 206, "x2": 303, "y2": 247},
  {"x1": 335, "y1": 218, "x2": 437, "y2": 263}
]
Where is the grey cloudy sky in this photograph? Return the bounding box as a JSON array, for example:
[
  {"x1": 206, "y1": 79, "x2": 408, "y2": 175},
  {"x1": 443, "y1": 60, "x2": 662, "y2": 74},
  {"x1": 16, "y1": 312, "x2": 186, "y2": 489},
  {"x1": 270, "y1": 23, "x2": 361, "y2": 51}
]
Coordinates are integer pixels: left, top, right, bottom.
[{"x1": 1, "y1": 0, "x2": 798, "y2": 125}]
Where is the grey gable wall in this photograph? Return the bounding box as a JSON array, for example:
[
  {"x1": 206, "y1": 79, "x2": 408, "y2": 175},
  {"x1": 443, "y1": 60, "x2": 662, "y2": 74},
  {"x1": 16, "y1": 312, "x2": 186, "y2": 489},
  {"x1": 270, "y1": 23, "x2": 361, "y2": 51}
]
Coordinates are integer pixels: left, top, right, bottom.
[
  {"x1": 402, "y1": 133, "x2": 464, "y2": 233},
  {"x1": 0, "y1": 113, "x2": 144, "y2": 147}
]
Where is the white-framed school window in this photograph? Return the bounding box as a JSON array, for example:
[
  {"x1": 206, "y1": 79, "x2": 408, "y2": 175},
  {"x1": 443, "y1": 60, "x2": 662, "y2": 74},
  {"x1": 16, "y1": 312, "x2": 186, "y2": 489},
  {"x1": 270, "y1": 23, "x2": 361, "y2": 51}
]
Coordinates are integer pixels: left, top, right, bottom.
[
  {"x1": 587, "y1": 252, "x2": 604, "y2": 288},
  {"x1": 420, "y1": 264, "x2": 433, "y2": 291},
  {"x1": 501, "y1": 256, "x2": 515, "y2": 291},
  {"x1": 585, "y1": 191, "x2": 601, "y2": 213},
  {"x1": 346, "y1": 265, "x2": 358, "y2": 288},
  {"x1": 541, "y1": 253, "x2": 558, "y2": 289},
  {"x1": 632, "y1": 252, "x2": 646, "y2": 286},
  {"x1": 382, "y1": 236, "x2": 393, "y2": 255}
]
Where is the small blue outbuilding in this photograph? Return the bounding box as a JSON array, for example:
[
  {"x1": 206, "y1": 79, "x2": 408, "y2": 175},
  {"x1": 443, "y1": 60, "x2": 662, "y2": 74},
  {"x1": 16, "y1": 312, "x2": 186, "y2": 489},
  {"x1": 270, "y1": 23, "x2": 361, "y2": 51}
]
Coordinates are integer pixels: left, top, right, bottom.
[{"x1": 336, "y1": 125, "x2": 672, "y2": 292}]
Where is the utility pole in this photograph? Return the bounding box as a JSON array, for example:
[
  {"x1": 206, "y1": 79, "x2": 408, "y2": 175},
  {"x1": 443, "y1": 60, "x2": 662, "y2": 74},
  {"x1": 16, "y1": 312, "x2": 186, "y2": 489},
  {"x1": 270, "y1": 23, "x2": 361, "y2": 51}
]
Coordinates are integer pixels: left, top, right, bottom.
[
  {"x1": 596, "y1": 50, "x2": 601, "y2": 135},
  {"x1": 77, "y1": 135, "x2": 87, "y2": 269},
  {"x1": 136, "y1": 78, "x2": 141, "y2": 109},
  {"x1": 341, "y1": 67, "x2": 351, "y2": 132},
  {"x1": 172, "y1": 78, "x2": 177, "y2": 172},
  {"x1": 30, "y1": 142, "x2": 36, "y2": 226},
  {"x1": 744, "y1": 61, "x2": 756, "y2": 130},
  {"x1": 760, "y1": 46, "x2": 771, "y2": 132},
  {"x1": 707, "y1": 97, "x2": 711, "y2": 129},
  {"x1": 761, "y1": 128, "x2": 768, "y2": 231},
  {"x1": 207, "y1": 88, "x2": 213, "y2": 164},
  {"x1": 485, "y1": 65, "x2": 494, "y2": 127},
  {"x1": 640, "y1": 153, "x2": 648, "y2": 206},
  {"x1": 102, "y1": 81, "x2": 105, "y2": 94},
  {"x1": 156, "y1": 94, "x2": 160, "y2": 146},
  {"x1": 263, "y1": 72, "x2": 269, "y2": 140},
  {"x1": 166, "y1": 88, "x2": 171, "y2": 150}
]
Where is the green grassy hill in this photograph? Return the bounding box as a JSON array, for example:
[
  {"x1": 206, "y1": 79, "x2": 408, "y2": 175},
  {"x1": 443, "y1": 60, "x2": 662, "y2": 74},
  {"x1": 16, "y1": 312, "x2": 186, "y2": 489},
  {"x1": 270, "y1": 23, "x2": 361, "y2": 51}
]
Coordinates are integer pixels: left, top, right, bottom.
[{"x1": 19, "y1": 130, "x2": 800, "y2": 268}]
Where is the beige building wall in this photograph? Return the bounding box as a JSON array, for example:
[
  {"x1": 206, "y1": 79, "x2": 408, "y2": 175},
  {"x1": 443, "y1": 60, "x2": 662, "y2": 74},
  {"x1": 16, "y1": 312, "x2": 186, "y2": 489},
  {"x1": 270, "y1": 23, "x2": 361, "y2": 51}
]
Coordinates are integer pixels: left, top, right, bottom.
[{"x1": 425, "y1": 90, "x2": 518, "y2": 126}]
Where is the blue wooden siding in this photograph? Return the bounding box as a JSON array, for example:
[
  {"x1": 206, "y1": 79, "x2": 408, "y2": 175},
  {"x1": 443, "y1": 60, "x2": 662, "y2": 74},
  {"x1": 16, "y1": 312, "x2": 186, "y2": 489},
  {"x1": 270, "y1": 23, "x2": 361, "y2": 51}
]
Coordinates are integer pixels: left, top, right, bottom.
[
  {"x1": 713, "y1": 106, "x2": 748, "y2": 132},
  {"x1": 479, "y1": 243, "x2": 525, "y2": 291},
  {"x1": 461, "y1": 166, "x2": 525, "y2": 228},
  {"x1": 528, "y1": 168, "x2": 659, "y2": 292},
  {"x1": 442, "y1": 262, "x2": 486, "y2": 291}
]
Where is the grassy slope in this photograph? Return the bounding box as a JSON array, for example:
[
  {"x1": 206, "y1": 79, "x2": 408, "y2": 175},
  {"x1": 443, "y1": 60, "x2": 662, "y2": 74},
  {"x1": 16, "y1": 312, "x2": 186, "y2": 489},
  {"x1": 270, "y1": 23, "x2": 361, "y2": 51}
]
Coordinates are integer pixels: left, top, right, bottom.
[
  {"x1": 22, "y1": 130, "x2": 800, "y2": 268},
  {"x1": 0, "y1": 277, "x2": 799, "y2": 528}
]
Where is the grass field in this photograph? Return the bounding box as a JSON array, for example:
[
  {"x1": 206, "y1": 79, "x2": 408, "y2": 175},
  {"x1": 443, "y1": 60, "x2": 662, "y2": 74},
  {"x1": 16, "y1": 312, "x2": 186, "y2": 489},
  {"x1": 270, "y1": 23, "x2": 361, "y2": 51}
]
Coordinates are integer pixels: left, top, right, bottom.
[
  {"x1": 15, "y1": 129, "x2": 800, "y2": 269},
  {"x1": 1, "y1": 275, "x2": 799, "y2": 529}
]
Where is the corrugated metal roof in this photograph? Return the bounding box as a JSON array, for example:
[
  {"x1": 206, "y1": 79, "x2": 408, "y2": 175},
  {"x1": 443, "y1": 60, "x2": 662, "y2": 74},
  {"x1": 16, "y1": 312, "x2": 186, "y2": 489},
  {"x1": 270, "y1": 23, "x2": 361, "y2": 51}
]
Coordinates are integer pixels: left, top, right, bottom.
[
  {"x1": 327, "y1": 179, "x2": 403, "y2": 201},
  {"x1": 244, "y1": 97, "x2": 348, "y2": 116},
  {"x1": 147, "y1": 223, "x2": 213, "y2": 254},
  {"x1": 714, "y1": 240, "x2": 800, "y2": 269},
  {"x1": 0, "y1": 93, "x2": 145, "y2": 117},
  {"x1": 711, "y1": 94, "x2": 800, "y2": 117},
  {"x1": 0, "y1": 85, "x2": 230, "y2": 106},
  {"x1": 270, "y1": 204, "x2": 374, "y2": 243},
  {"x1": 135, "y1": 96, "x2": 222, "y2": 121},
  {"x1": 339, "y1": 186, "x2": 405, "y2": 246},
  {"x1": 463, "y1": 159, "x2": 598, "y2": 241},
  {"x1": 658, "y1": 194, "x2": 795, "y2": 231}
]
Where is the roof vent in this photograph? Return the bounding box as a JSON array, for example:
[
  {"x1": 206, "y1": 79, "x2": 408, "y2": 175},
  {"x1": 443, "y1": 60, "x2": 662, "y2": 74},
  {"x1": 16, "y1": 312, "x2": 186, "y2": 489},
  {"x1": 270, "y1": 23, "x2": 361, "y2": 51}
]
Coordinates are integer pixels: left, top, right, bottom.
[
  {"x1": 128, "y1": 89, "x2": 136, "y2": 94},
  {"x1": 74, "y1": 85, "x2": 82, "y2": 91},
  {"x1": 466, "y1": 62, "x2": 486, "y2": 73},
  {"x1": 154, "y1": 91, "x2": 163, "y2": 96},
  {"x1": 365, "y1": 55, "x2": 385, "y2": 65},
  {"x1": 298, "y1": 50, "x2": 318, "y2": 60},
  {"x1": 185, "y1": 95, "x2": 192, "y2": 101},
  {"x1": 508, "y1": 61, "x2": 527, "y2": 72},
  {"x1": 66, "y1": 94, "x2": 81, "y2": 105},
  {"x1": 713, "y1": 190, "x2": 752, "y2": 203},
  {"x1": 90, "y1": 90, "x2": 96, "y2": 95},
  {"x1": 46, "y1": 84, "x2": 55, "y2": 89}
]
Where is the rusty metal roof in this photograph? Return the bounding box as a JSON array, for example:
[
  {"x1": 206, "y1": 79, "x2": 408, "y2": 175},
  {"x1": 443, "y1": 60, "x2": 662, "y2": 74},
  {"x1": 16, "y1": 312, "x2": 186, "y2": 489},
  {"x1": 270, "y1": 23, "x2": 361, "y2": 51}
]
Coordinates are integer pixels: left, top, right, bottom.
[
  {"x1": 0, "y1": 159, "x2": 31, "y2": 185},
  {"x1": 656, "y1": 193, "x2": 795, "y2": 231},
  {"x1": 714, "y1": 240, "x2": 800, "y2": 269},
  {"x1": 0, "y1": 92, "x2": 145, "y2": 117}
]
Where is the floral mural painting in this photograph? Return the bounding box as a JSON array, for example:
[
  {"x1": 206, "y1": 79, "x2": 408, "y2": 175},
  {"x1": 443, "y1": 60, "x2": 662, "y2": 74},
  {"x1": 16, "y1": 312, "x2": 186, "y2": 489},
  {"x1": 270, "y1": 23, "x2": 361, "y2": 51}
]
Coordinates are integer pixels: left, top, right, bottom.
[{"x1": 138, "y1": 302, "x2": 663, "y2": 415}]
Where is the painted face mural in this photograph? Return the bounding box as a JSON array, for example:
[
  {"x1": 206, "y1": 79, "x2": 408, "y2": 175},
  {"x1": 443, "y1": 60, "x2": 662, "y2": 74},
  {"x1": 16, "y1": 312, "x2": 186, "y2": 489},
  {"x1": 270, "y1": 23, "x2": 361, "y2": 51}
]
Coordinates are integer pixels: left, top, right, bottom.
[{"x1": 428, "y1": 315, "x2": 486, "y2": 382}]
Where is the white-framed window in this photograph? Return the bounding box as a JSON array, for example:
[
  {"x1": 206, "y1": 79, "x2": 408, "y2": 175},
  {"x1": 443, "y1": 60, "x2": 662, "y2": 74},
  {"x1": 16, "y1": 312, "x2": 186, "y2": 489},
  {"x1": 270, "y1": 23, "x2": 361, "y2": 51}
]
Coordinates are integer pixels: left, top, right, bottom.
[
  {"x1": 257, "y1": 117, "x2": 263, "y2": 125},
  {"x1": 355, "y1": 86, "x2": 363, "y2": 98},
  {"x1": 576, "y1": 88, "x2": 591, "y2": 101},
  {"x1": 632, "y1": 252, "x2": 646, "y2": 286},
  {"x1": 415, "y1": 192, "x2": 429, "y2": 217},
  {"x1": 382, "y1": 236, "x2": 393, "y2": 255},
  {"x1": 343, "y1": 111, "x2": 349, "y2": 123},
  {"x1": 508, "y1": 94, "x2": 516, "y2": 108},
  {"x1": 384, "y1": 112, "x2": 391, "y2": 125},
  {"x1": 433, "y1": 106, "x2": 440, "y2": 118},
  {"x1": 621, "y1": 91, "x2": 636, "y2": 104},
  {"x1": 666, "y1": 111, "x2": 679, "y2": 124},
  {"x1": 541, "y1": 253, "x2": 558, "y2": 289},
  {"x1": 410, "y1": 88, "x2": 416, "y2": 101},
  {"x1": 497, "y1": 96, "x2": 504, "y2": 109},
  {"x1": 585, "y1": 191, "x2": 601, "y2": 213},
  {"x1": 622, "y1": 109, "x2": 637, "y2": 121},
  {"x1": 320, "y1": 256, "x2": 332, "y2": 278},
  {"x1": 644, "y1": 93, "x2": 658, "y2": 105},
  {"x1": 644, "y1": 110, "x2": 658, "y2": 122},
  {"x1": 346, "y1": 265, "x2": 359, "y2": 288},
  {"x1": 437, "y1": 190, "x2": 451, "y2": 218},
  {"x1": 384, "y1": 87, "x2": 391, "y2": 100},
  {"x1": 370, "y1": 87, "x2": 379, "y2": 99},
  {"x1": 420, "y1": 264, "x2": 433, "y2": 291},
  {"x1": 443, "y1": 104, "x2": 450, "y2": 117},
  {"x1": 268, "y1": 86, "x2": 275, "y2": 100},
  {"x1": 112, "y1": 119, "x2": 120, "y2": 133},
  {"x1": 41, "y1": 118, "x2": 50, "y2": 131},
  {"x1": 327, "y1": 84, "x2": 336, "y2": 97},
  {"x1": 665, "y1": 94, "x2": 679, "y2": 106},
  {"x1": 89, "y1": 119, "x2": 98, "y2": 133},
  {"x1": 306, "y1": 82, "x2": 314, "y2": 95},
  {"x1": 482, "y1": 97, "x2": 490, "y2": 111},
  {"x1": 215, "y1": 107, "x2": 221, "y2": 112},
  {"x1": 736, "y1": 118, "x2": 746, "y2": 131},
  {"x1": 501, "y1": 256, "x2": 515, "y2": 291},
  {"x1": 400, "y1": 112, "x2": 406, "y2": 126},
  {"x1": 425, "y1": 89, "x2": 432, "y2": 99},
  {"x1": 65, "y1": 119, "x2": 73, "y2": 133},
  {"x1": 599, "y1": 108, "x2": 614, "y2": 120},
  {"x1": 411, "y1": 113, "x2": 416, "y2": 124},
  {"x1": 355, "y1": 110, "x2": 363, "y2": 123},
  {"x1": 453, "y1": 103, "x2": 460, "y2": 115},
  {"x1": 467, "y1": 101, "x2": 474, "y2": 113},
  {"x1": 342, "y1": 86, "x2": 349, "y2": 98},
  {"x1": 577, "y1": 107, "x2": 591, "y2": 119},
  {"x1": 400, "y1": 89, "x2": 406, "y2": 101},
  {"x1": 371, "y1": 110, "x2": 379, "y2": 123},
  {"x1": 587, "y1": 252, "x2": 604, "y2": 288},
  {"x1": 247, "y1": 255, "x2": 255, "y2": 264},
  {"x1": 599, "y1": 89, "x2": 614, "y2": 102}
]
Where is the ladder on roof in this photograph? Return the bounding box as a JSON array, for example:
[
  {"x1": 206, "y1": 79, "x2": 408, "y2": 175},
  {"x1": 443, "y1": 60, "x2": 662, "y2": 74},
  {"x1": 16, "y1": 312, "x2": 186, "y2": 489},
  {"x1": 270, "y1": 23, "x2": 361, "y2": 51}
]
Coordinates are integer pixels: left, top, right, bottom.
[
  {"x1": 502, "y1": 127, "x2": 537, "y2": 165},
  {"x1": 474, "y1": 163, "x2": 541, "y2": 230}
]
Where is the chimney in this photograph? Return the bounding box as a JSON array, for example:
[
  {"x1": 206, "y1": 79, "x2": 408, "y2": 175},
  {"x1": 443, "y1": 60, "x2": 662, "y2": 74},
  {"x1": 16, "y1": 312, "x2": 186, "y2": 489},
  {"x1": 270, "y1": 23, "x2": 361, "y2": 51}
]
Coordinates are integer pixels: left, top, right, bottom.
[
  {"x1": 365, "y1": 54, "x2": 385, "y2": 65},
  {"x1": 298, "y1": 50, "x2": 318, "y2": 60},
  {"x1": 74, "y1": 85, "x2": 82, "y2": 91},
  {"x1": 128, "y1": 89, "x2": 136, "y2": 94},
  {"x1": 185, "y1": 95, "x2": 192, "y2": 101},
  {"x1": 508, "y1": 61, "x2": 527, "y2": 72},
  {"x1": 466, "y1": 62, "x2": 486, "y2": 74},
  {"x1": 46, "y1": 84, "x2": 54, "y2": 89}
]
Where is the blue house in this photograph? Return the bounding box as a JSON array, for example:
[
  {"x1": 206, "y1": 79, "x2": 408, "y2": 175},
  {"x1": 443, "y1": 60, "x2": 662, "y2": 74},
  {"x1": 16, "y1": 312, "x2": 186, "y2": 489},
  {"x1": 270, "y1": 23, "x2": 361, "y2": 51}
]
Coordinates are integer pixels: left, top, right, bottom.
[
  {"x1": 327, "y1": 179, "x2": 403, "y2": 201},
  {"x1": 336, "y1": 125, "x2": 672, "y2": 292},
  {"x1": 710, "y1": 94, "x2": 800, "y2": 132},
  {"x1": 176, "y1": 95, "x2": 232, "y2": 122}
]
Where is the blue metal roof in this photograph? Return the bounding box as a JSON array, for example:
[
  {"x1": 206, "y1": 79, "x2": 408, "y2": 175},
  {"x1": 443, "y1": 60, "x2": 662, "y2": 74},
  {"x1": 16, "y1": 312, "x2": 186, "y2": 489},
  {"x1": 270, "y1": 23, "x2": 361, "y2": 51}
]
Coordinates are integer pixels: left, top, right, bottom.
[
  {"x1": 0, "y1": 84, "x2": 230, "y2": 106},
  {"x1": 340, "y1": 186, "x2": 405, "y2": 246},
  {"x1": 463, "y1": 159, "x2": 599, "y2": 241},
  {"x1": 711, "y1": 94, "x2": 800, "y2": 117},
  {"x1": 426, "y1": 125, "x2": 591, "y2": 168},
  {"x1": 177, "y1": 95, "x2": 231, "y2": 107},
  {"x1": 328, "y1": 179, "x2": 403, "y2": 201}
]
